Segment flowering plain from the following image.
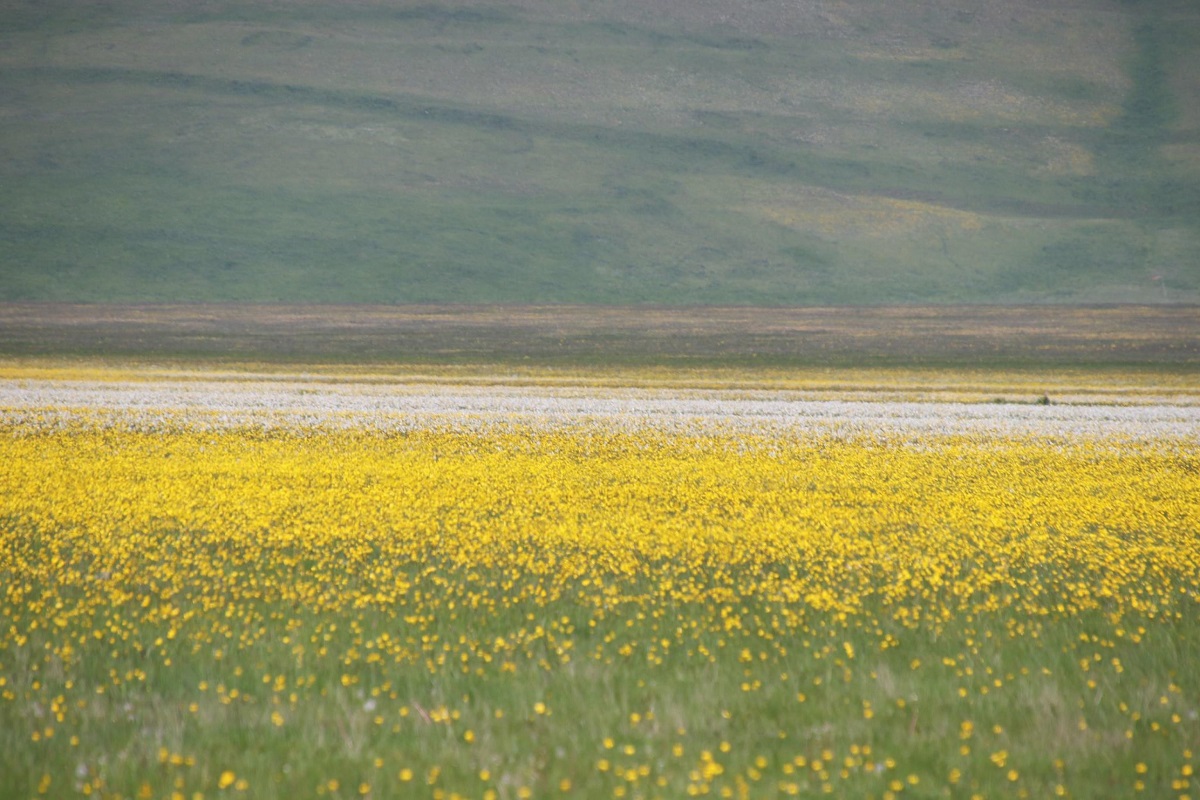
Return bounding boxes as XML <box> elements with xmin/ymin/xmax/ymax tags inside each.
<box><xmin>2</xmin><ymin>368</ymin><xmax>1199</xmax><ymax>799</ymax></box>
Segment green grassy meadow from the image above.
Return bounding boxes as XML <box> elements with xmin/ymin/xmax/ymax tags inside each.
<box><xmin>1</xmin><ymin>0</ymin><xmax>1198</xmax><ymax>304</ymax></box>
<box><xmin>5</xmin><ymin>6</ymin><xmax>1200</xmax><ymax>798</ymax></box>
<box><xmin>3</xmin><ymin>415</ymin><xmax>1199</xmax><ymax>800</ymax></box>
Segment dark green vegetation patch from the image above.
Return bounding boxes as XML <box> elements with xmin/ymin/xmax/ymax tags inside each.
<box><xmin>1</xmin><ymin>0</ymin><xmax>1198</xmax><ymax>304</ymax></box>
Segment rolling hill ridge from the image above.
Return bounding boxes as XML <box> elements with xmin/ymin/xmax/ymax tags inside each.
<box><xmin>1</xmin><ymin>0</ymin><xmax>1198</xmax><ymax>304</ymax></box>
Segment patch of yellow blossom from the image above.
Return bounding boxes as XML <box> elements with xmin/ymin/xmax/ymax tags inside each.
<box><xmin>1</xmin><ymin>412</ymin><xmax>1198</xmax><ymax>798</ymax></box>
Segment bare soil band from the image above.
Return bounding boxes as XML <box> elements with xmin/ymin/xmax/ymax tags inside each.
<box><xmin>2</xmin><ymin>303</ymin><xmax>1198</xmax><ymax>369</ymax></box>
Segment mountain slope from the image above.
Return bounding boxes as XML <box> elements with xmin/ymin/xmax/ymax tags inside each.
<box><xmin>1</xmin><ymin>0</ymin><xmax>1198</xmax><ymax>304</ymax></box>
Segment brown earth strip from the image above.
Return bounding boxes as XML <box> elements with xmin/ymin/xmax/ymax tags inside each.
<box><xmin>1</xmin><ymin>303</ymin><xmax>1197</xmax><ymax>369</ymax></box>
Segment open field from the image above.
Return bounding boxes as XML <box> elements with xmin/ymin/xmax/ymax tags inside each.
<box><xmin>2</xmin><ymin>0</ymin><xmax>1199</xmax><ymax>304</ymax></box>
<box><xmin>4</xmin><ymin>374</ymin><xmax>1200</xmax><ymax>437</ymax></box>
<box><xmin>2</xmin><ymin>366</ymin><xmax>1199</xmax><ymax>799</ymax></box>
<box><xmin>3</xmin><ymin>303</ymin><xmax>1199</xmax><ymax>371</ymax></box>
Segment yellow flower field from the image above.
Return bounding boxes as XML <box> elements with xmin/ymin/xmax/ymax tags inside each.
<box><xmin>2</xmin><ymin>384</ymin><xmax>1199</xmax><ymax>799</ymax></box>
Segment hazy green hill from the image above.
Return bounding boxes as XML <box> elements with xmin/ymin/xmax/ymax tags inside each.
<box><xmin>1</xmin><ymin>0</ymin><xmax>1198</xmax><ymax>304</ymax></box>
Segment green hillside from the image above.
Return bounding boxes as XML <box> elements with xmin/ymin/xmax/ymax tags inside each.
<box><xmin>1</xmin><ymin>0</ymin><xmax>1198</xmax><ymax>304</ymax></box>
